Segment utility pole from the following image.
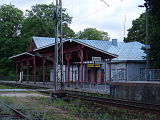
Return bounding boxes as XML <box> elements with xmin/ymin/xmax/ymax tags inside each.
<box><xmin>54</xmin><ymin>0</ymin><xmax>63</xmax><ymax>91</ymax></box>
<box><xmin>138</xmin><ymin>3</ymin><xmax>150</xmax><ymax>69</ymax></box>
<box><xmin>144</xmin><ymin>3</ymin><xmax>150</xmax><ymax>69</ymax></box>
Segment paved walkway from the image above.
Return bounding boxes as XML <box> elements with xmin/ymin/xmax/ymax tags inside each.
<box><xmin>0</xmin><ymin>89</ymin><xmax>54</xmax><ymax>92</ymax></box>
<box><xmin>1</xmin><ymin>80</ymin><xmax>159</xmax><ymax>94</ymax></box>
<box><xmin>0</xmin><ymin>80</ymin><xmax>110</xmax><ymax>94</ymax></box>
<box><xmin>0</xmin><ymin>80</ymin><xmax>54</xmax><ymax>88</ymax></box>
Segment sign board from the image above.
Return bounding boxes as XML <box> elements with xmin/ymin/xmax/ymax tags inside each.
<box><xmin>87</xmin><ymin>64</ymin><xmax>101</xmax><ymax>68</ymax></box>
<box><xmin>92</xmin><ymin>57</ymin><xmax>101</xmax><ymax>61</ymax></box>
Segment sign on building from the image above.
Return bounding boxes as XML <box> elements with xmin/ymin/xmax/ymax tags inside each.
<box><xmin>87</xmin><ymin>64</ymin><xmax>101</xmax><ymax>68</ymax></box>
<box><xmin>92</xmin><ymin>57</ymin><xmax>101</xmax><ymax>61</ymax></box>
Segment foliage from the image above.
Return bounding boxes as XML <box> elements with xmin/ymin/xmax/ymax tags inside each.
<box><xmin>124</xmin><ymin>0</ymin><xmax>160</xmax><ymax>68</ymax></box>
<box><xmin>0</xmin><ymin>85</ymin><xmax>19</xmax><ymax>89</ymax></box>
<box><xmin>145</xmin><ymin>0</ymin><xmax>160</xmax><ymax>68</ymax></box>
<box><xmin>0</xmin><ymin>3</ymin><xmax>75</xmax><ymax>77</ymax></box>
<box><xmin>0</xmin><ymin>4</ymin><xmax>23</xmax><ymax>38</ymax></box>
<box><xmin>21</xmin><ymin>3</ymin><xmax>75</xmax><ymax>38</ymax></box>
<box><xmin>0</xmin><ymin>5</ymin><xmax>24</xmax><ymax>76</ymax></box>
<box><xmin>0</xmin><ymin>95</ymin><xmax>158</xmax><ymax>120</ymax></box>
<box><xmin>124</xmin><ymin>13</ymin><xmax>146</xmax><ymax>44</ymax></box>
<box><xmin>77</xmin><ymin>28</ymin><xmax>110</xmax><ymax>40</ymax></box>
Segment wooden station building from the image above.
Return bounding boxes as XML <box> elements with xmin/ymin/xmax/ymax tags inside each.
<box><xmin>9</xmin><ymin>37</ymin><xmax>146</xmax><ymax>86</ymax></box>
<box><xmin>9</xmin><ymin>37</ymin><xmax>118</xmax><ymax>85</ymax></box>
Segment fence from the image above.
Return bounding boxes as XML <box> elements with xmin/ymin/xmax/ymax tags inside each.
<box><xmin>111</xmin><ymin>69</ymin><xmax>127</xmax><ymax>81</ymax></box>
<box><xmin>134</xmin><ymin>68</ymin><xmax>160</xmax><ymax>81</ymax></box>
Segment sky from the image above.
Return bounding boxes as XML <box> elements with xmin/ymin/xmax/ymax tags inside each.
<box><xmin>0</xmin><ymin>0</ymin><xmax>145</xmax><ymax>41</ymax></box>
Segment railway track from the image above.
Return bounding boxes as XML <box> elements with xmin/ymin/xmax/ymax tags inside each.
<box><xmin>65</xmin><ymin>91</ymin><xmax>160</xmax><ymax>115</ymax></box>
<box><xmin>0</xmin><ymin>100</ymin><xmax>29</xmax><ymax>120</ymax></box>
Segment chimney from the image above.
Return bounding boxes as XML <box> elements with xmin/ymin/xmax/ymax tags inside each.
<box><xmin>112</xmin><ymin>39</ymin><xmax>117</xmax><ymax>46</ymax></box>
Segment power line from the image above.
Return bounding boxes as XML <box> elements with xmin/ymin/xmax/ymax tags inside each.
<box><xmin>100</xmin><ymin>0</ymin><xmax>109</xmax><ymax>7</ymax></box>
<box><xmin>72</xmin><ymin>0</ymin><xmax>124</xmax><ymax>24</ymax></box>
<box><xmin>72</xmin><ymin>7</ymin><xmax>108</xmax><ymax>23</ymax></box>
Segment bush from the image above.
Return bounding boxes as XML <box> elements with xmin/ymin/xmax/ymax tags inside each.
<box><xmin>9</xmin><ymin>71</ymin><xmax>16</xmax><ymax>81</ymax></box>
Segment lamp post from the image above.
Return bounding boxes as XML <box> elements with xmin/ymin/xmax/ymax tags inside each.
<box><xmin>138</xmin><ymin>3</ymin><xmax>150</xmax><ymax>69</ymax></box>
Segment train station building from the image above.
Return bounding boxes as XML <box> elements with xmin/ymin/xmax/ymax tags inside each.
<box><xmin>9</xmin><ymin>37</ymin><xmax>146</xmax><ymax>86</ymax></box>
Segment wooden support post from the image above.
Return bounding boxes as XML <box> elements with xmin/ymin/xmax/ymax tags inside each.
<box><xmin>109</xmin><ymin>59</ymin><xmax>112</xmax><ymax>81</ymax></box>
<box><xmin>16</xmin><ymin>62</ymin><xmax>18</xmax><ymax>82</ymax></box>
<box><xmin>20</xmin><ymin>62</ymin><xmax>23</xmax><ymax>83</ymax></box>
<box><xmin>45</xmin><ymin>65</ymin><xmax>48</xmax><ymax>83</ymax></box>
<box><xmin>33</xmin><ymin>56</ymin><xmax>36</xmax><ymax>84</ymax></box>
<box><xmin>65</xmin><ymin>53</ymin><xmax>71</xmax><ymax>87</ymax></box>
<box><xmin>79</xmin><ymin>49</ymin><xmax>84</xmax><ymax>84</ymax></box>
<box><xmin>27</xmin><ymin>61</ymin><xmax>29</xmax><ymax>84</ymax></box>
<box><xmin>43</xmin><ymin>58</ymin><xmax>45</xmax><ymax>85</ymax></box>
<box><xmin>78</xmin><ymin>65</ymin><xmax>80</xmax><ymax>83</ymax></box>
<box><xmin>36</xmin><ymin>66</ymin><xmax>40</xmax><ymax>82</ymax></box>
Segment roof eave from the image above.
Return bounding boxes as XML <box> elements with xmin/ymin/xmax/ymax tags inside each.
<box><xmin>9</xmin><ymin>52</ymin><xmax>35</xmax><ymax>59</ymax></box>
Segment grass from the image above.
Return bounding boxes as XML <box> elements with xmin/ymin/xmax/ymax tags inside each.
<box><xmin>0</xmin><ymin>93</ymin><xmax>159</xmax><ymax>120</ymax></box>
<box><xmin>49</xmin><ymin>99</ymin><xmax>159</xmax><ymax>120</ymax></box>
<box><xmin>0</xmin><ymin>85</ymin><xmax>22</xmax><ymax>89</ymax></box>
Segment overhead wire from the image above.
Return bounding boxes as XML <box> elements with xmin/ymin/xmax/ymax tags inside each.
<box><xmin>71</xmin><ymin>0</ymin><xmax>110</xmax><ymax>24</ymax></box>
<box><xmin>100</xmin><ymin>0</ymin><xmax>109</xmax><ymax>7</ymax></box>
<box><xmin>72</xmin><ymin>7</ymin><xmax>109</xmax><ymax>23</ymax></box>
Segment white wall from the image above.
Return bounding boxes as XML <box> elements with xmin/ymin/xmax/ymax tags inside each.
<box><xmin>103</xmin><ymin>61</ymin><xmax>146</xmax><ymax>81</ymax></box>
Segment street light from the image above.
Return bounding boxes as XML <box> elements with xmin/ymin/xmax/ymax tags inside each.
<box><xmin>138</xmin><ymin>3</ymin><xmax>150</xmax><ymax>69</ymax></box>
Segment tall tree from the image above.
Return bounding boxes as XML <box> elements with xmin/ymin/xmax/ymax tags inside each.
<box><xmin>77</xmin><ymin>28</ymin><xmax>110</xmax><ymax>40</ymax></box>
<box><xmin>0</xmin><ymin>4</ymin><xmax>24</xmax><ymax>76</ymax></box>
<box><xmin>124</xmin><ymin>13</ymin><xmax>146</xmax><ymax>44</ymax></box>
<box><xmin>145</xmin><ymin>0</ymin><xmax>160</xmax><ymax>68</ymax></box>
<box><xmin>21</xmin><ymin>3</ymin><xmax>75</xmax><ymax>39</ymax></box>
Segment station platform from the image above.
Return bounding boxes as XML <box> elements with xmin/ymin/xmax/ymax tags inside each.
<box><xmin>108</xmin><ymin>81</ymin><xmax>160</xmax><ymax>86</ymax></box>
<box><xmin>0</xmin><ymin>80</ymin><xmax>110</xmax><ymax>94</ymax></box>
<box><xmin>0</xmin><ymin>80</ymin><xmax>53</xmax><ymax>89</ymax></box>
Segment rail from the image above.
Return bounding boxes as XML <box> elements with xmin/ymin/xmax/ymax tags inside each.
<box><xmin>65</xmin><ymin>91</ymin><xmax>160</xmax><ymax>115</ymax></box>
<box><xmin>0</xmin><ymin>100</ymin><xmax>30</xmax><ymax>120</ymax></box>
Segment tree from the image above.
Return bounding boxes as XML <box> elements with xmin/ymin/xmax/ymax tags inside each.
<box><xmin>144</xmin><ymin>0</ymin><xmax>160</xmax><ymax>68</ymax></box>
<box><xmin>0</xmin><ymin>3</ymin><xmax>75</xmax><ymax>77</ymax></box>
<box><xmin>0</xmin><ymin>4</ymin><xmax>23</xmax><ymax>38</ymax></box>
<box><xmin>124</xmin><ymin>13</ymin><xmax>146</xmax><ymax>43</ymax></box>
<box><xmin>0</xmin><ymin>4</ymin><xmax>24</xmax><ymax>76</ymax></box>
<box><xmin>21</xmin><ymin>3</ymin><xmax>75</xmax><ymax>39</ymax></box>
<box><xmin>77</xmin><ymin>28</ymin><xmax>110</xmax><ymax>40</ymax></box>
